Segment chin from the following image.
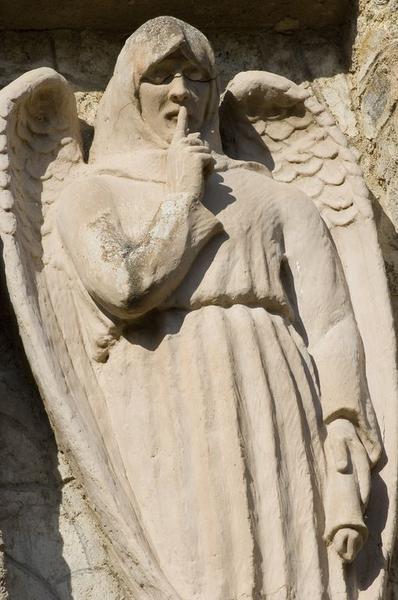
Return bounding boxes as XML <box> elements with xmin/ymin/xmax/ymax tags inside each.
<box><xmin>163</xmin><ymin>125</ymin><xmax>176</xmax><ymax>144</ymax></box>
<box><xmin>164</xmin><ymin>132</ymin><xmax>175</xmax><ymax>145</ymax></box>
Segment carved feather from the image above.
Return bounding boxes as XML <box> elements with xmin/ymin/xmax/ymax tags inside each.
<box><xmin>220</xmin><ymin>70</ymin><xmax>372</xmax><ymax>227</ymax></box>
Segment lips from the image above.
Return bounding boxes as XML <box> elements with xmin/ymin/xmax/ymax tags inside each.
<box><xmin>164</xmin><ymin>107</ymin><xmax>190</xmax><ymax>120</ymax></box>
<box><xmin>165</xmin><ymin>110</ymin><xmax>179</xmax><ymax>120</ymax></box>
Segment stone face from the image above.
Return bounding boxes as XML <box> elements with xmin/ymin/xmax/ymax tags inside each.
<box><xmin>0</xmin><ymin>8</ymin><xmax>397</xmax><ymax>600</ymax></box>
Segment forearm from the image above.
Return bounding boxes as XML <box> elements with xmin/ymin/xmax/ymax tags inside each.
<box><xmin>118</xmin><ymin>192</ymin><xmax>222</xmax><ymax>317</ymax></box>
<box><xmin>71</xmin><ymin>192</ymin><xmax>222</xmax><ymax>319</ymax></box>
<box><xmin>83</xmin><ymin>110</ymin><xmax>219</xmax><ymax>317</ymax></box>
<box><xmin>309</xmin><ymin>314</ymin><xmax>364</xmax><ymax>424</ymax></box>
<box><xmin>281</xmin><ymin>192</ymin><xmax>369</xmax><ymax>426</ymax></box>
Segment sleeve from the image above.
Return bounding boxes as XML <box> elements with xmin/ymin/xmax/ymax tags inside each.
<box><xmin>280</xmin><ymin>188</ymin><xmax>382</xmax><ymax>465</ymax></box>
<box><xmin>57</xmin><ymin>176</ymin><xmax>223</xmax><ymax>320</ymax></box>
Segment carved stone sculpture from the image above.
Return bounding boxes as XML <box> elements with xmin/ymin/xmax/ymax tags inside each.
<box><xmin>0</xmin><ymin>16</ymin><xmax>397</xmax><ymax>599</ymax></box>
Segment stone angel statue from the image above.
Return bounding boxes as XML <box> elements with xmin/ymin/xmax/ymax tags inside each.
<box><xmin>0</xmin><ymin>15</ymin><xmax>397</xmax><ymax>600</ymax></box>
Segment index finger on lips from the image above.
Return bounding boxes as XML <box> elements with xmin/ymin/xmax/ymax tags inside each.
<box><xmin>172</xmin><ymin>106</ymin><xmax>188</xmax><ymax>143</ymax></box>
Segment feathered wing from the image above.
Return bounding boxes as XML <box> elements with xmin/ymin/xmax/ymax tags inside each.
<box><xmin>0</xmin><ymin>68</ymin><xmax>182</xmax><ymax>598</ymax></box>
<box><xmin>220</xmin><ymin>70</ymin><xmax>398</xmax><ymax>597</ymax></box>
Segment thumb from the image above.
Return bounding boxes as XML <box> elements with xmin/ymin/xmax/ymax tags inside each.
<box><xmin>172</xmin><ymin>106</ymin><xmax>188</xmax><ymax>143</ymax></box>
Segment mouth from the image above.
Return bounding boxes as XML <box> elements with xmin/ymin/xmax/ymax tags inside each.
<box><xmin>165</xmin><ymin>111</ymin><xmax>178</xmax><ymax>121</ymax></box>
<box><xmin>164</xmin><ymin>108</ymin><xmax>189</xmax><ymax>121</ymax></box>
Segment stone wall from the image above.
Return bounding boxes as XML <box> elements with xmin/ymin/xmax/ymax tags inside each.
<box><xmin>348</xmin><ymin>1</ymin><xmax>398</xmax><ymax>330</ymax></box>
<box><xmin>0</xmin><ymin>4</ymin><xmax>397</xmax><ymax>597</ymax></box>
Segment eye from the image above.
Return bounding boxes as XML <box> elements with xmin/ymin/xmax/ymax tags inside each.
<box><xmin>143</xmin><ymin>62</ymin><xmax>175</xmax><ymax>85</ymax></box>
<box><xmin>183</xmin><ymin>66</ymin><xmax>210</xmax><ymax>82</ymax></box>
<box><xmin>142</xmin><ymin>61</ymin><xmax>212</xmax><ymax>85</ymax></box>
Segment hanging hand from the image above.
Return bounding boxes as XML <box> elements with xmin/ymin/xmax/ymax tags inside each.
<box><xmin>325</xmin><ymin>418</ymin><xmax>371</xmax><ymax>562</ymax></box>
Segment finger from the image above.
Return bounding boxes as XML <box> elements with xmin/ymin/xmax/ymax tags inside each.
<box><xmin>185</xmin><ymin>145</ymin><xmax>212</xmax><ymax>153</ymax></box>
<box><xmin>333</xmin><ymin>529</ymin><xmax>350</xmax><ymax>562</ymax></box>
<box><xmin>345</xmin><ymin>529</ymin><xmax>363</xmax><ymax>562</ymax></box>
<box><xmin>190</xmin><ymin>152</ymin><xmax>215</xmax><ymax>176</ymax></box>
<box><xmin>181</xmin><ymin>138</ymin><xmax>206</xmax><ymax>147</ymax></box>
<box><xmin>333</xmin><ymin>528</ymin><xmax>363</xmax><ymax>563</ymax></box>
<box><xmin>196</xmin><ymin>153</ymin><xmax>215</xmax><ymax>165</ymax></box>
<box><xmin>188</xmin><ymin>134</ymin><xmax>210</xmax><ymax>150</ymax></box>
<box><xmin>201</xmin><ymin>154</ymin><xmax>216</xmax><ymax>175</ymax></box>
<box><xmin>173</xmin><ymin>106</ymin><xmax>188</xmax><ymax>142</ymax></box>
<box><xmin>187</xmin><ymin>132</ymin><xmax>202</xmax><ymax>140</ymax></box>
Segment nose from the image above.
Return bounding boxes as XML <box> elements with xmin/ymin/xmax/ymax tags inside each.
<box><xmin>168</xmin><ymin>75</ymin><xmax>189</xmax><ymax>103</ymax></box>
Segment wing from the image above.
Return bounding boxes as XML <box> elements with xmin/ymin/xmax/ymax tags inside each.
<box><xmin>0</xmin><ymin>68</ymin><xmax>182</xmax><ymax>597</ymax></box>
<box><xmin>220</xmin><ymin>70</ymin><xmax>398</xmax><ymax>596</ymax></box>
<box><xmin>0</xmin><ymin>69</ymin><xmax>90</xmax><ymax>478</ymax></box>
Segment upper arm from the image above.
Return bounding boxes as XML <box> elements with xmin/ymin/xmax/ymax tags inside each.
<box><xmin>57</xmin><ymin>177</ymin><xmax>133</xmax><ymax>312</ymax></box>
<box><xmin>281</xmin><ymin>191</ymin><xmax>350</xmax><ymax>343</ymax></box>
<box><xmin>280</xmin><ymin>189</ymin><xmax>367</xmax><ymax>421</ymax></box>
<box><xmin>58</xmin><ymin>176</ymin><xmax>121</xmax><ymax>249</ymax></box>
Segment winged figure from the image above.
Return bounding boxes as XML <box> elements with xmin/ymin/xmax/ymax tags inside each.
<box><xmin>0</xmin><ymin>15</ymin><xmax>396</xmax><ymax>600</ymax></box>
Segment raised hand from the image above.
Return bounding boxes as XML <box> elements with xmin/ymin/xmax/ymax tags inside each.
<box><xmin>166</xmin><ymin>106</ymin><xmax>215</xmax><ymax>199</ymax></box>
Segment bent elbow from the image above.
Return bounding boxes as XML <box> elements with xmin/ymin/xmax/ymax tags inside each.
<box><xmin>94</xmin><ymin>272</ymin><xmax>156</xmax><ymax>319</ymax></box>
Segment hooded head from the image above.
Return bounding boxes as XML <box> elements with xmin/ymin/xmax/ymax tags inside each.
<box><xmin>90</xmin><ymin>16</ymin><xmax>222</xmax><ymax>164</ymax></box>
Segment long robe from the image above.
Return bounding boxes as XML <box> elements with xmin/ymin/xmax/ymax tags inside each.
<box><xmin>57</xmin><ymin>161</ymin><xmax>380</xmax><ymax>599</ymax></box>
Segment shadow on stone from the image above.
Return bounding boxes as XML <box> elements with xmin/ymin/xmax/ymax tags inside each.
<box><xmin>372</xmin><ymin>195</ymin><xmax>398</xmax><ymax>335</ymax></box>
<box><xmin>0</xmin><ymin>242</ymin><xmax>72</xmax><ymax>600</ymax></box>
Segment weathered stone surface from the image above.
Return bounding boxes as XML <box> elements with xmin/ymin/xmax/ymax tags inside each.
<box><xmin>347</xmin><ymin>1</ymin><xmax>398</xmax><ymax>331</ymax></box>
<box><xmin>0</xmin><ymin>7</ymin><xmax>397</xmax><ymax>599</ymax></box>
<box><xmin>0</xmin><ymin>32</ymin><xmax>54</xmax><ymax>87</ymax></box>
<box><xmin>0</xmin><ymin>14</ymin><xmax>397</xmax><ymax>599</ymax></box>
<box><xmin>0</xmin><ymin>268</ymin><xmax>127</xmax><ymax>598</ymax></box>
<box><xmin>0</xmin><ymin>0</ymin><xmax>352</xmax><ymax>32</ymax></box>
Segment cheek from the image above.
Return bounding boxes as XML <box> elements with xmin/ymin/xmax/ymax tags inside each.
<box><xmin>139</xmin><ymin>84</ymin><xmax>168</xmax><ymax>117</ymax></box>
<box><xmin>192</xmin><ymin>85</ymin><xmax>211</xmax><ymax>116</ymax></box>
